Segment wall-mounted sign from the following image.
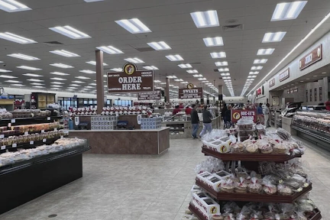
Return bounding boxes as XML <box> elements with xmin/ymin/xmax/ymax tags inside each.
<box><xmin>279</xmin><ymin>68</ymin><xmax>290</xmax><ymax>82</ymax></box>
<box><xmin>256</xmin><ymin>88</ymin><xmax>262</xmax><ymax>96</ymax></box>
<box><xmin>269</xmin><ymin>78</ymin><xmax>275</xmax><ymax>88</ymax></box>
<box><xmin>231</xmin><ymin>110</ymin><xmax>257</xmax><ymax>123</ymax></box>
<box><xmin>138</xmin><ymin>91</ymin><xmax>161</xmax><ymax>101</ymax></box>
<box><xmin>187</xmin><ymin>83</ymin><xmax>194</xmax><ymax>89</ymax></box>
<box><xmin>108</xmin><ymin>63</ymin><xmax>154</xmax><ymax>93</ymax></box>
<box><xmin>299</xmin><ymin>44</ymin><xmax>322</xmax><ymax>70</ymax></box>
<box><xmin>178</xmin><ymin>87</ymin><xmax>203</xmax><ymax>99</ymax></box>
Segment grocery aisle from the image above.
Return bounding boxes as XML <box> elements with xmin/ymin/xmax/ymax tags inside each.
<box><xmin>0</xmin><ymin>137</ymin><xmax>329</xmax><ymax>220</ymax></box>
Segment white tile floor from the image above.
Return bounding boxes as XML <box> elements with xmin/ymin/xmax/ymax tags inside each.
<box><xmin>0</xmin><ymin>137</ymin><xmax>329</xmax><ymax>220</ymax></box>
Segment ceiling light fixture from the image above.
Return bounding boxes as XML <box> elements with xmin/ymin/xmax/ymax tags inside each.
<box><xmin>50</xmin><ymin>50</ymin><xmax>80</xmax><ymax>57</ymax></box>
<box><xmin>215</xmin><ymin>61</ymin><xmax>228</xmax><ymax>66</ymax></box>
<box><xmin>262</xmin><ymin>32</ymin><xmax>286</xmax><ymax>42</ymax></box>
<box><xmin>198</xmin><ymin>78</ymin><xmax>206</xmax><ymax>80</ymax></box>
<box><xmin>51</xmin><ymin>82</ymin><xmax>64</xmax><ymax>84</ymax></box>
<box><xmin>254</xmin><ymin>59</ymin><xmax>268</xmax><ymax>64</ymax></box>
<box><xmin>110</xmin><ymin>68</ymin><xmax>123</xmax><ymax>72</ymax></box>
<box><xmin>75</xmin><ymin>76</ymin><xmax>90</xmax><ymax>79</ymax></box>
<box><xmin>80</xmin><ymin>70</ymin><xmax>96</xmax><ymax>74</ymax></box>
<box><xmin>124</xmin><ymin>57</ymin><xmax>144</xmax><ymax>63</ymax></box>
<box><xmin>23</xmin><ymin>73</ymin><xmax>42</xmax><ymax>77</ymax></box>
<box><xmin>0</xmin><ymin>69</ymin><xmax>12</xmax><ymax>72</ymax></box>
<box><xmin>50</xmin><ymin>72</ymin><xmax>69</xmax><ymax>76</ymax></box>
<box><xmin>51</xmin><ymin>77</ymin><xmax>66</xmax><ymax>81</ymax></box>
<box><xmin>203</xmin><ymin>36</ymin><xmax>223</xmax><ymax>47</ymax></box>
<box><xmin>0</xmin><ymin>32</ymin><xmax>36</xmax><ymax>44</ymax></box>
<box><xmin>257</xmin><ymin>48</ymin><xmax>275</xmax><ymax>55</ymax></box>
<box><xmin>249</xmin><ymin>72</ymin><xmax>259</xmax><ymax>75</ymax></box>
<box><xmin>218</xmin><ymin>68</ymin><xmax>229</xmax><ymax>72</ymax></box>
<box><xmin>7</xmin><ymin>53</ymin><xmax>39</xmax><ymax>60</ymax></box>
<box><xmin>0</xmin><ymin>0</ymin><xmax>30</xmax><ymax>12</ymax></box>
<box><xmin>147</xmin><ymin>41</ymin><xmax>171</xmax><ymax>50</ymax></box>
<box><xmin>50</xmin><ymin>63</ymin><xmax>73</xmax><ymax>68</ymax></box>
<box><xmin>187</xmin><ymin>69</ymin><xmax>198</xmax><ymax>74</ymax></box>
<box><xmin>5</xmin><ymin>80</ymin><xmax>21</xmax><ymax>83</ymax></box>
<box><xmin>193</xmin><ymin>74</ymin><xmax>203</xmax><ymax>78</ymax></box>
<box><xmin>190</xmin><ymin>10</ymin><xmax>219</xmax><ymax>28</ymax></box>
<box><xmin>86</xmin><ymin>61</ymin><xmax>108</xmax><ymax>66</ymax></box>
<box><xmin>0</xmin><ymin>74</ymin><xmax>16</xmax><ymax>78</ymax></box>
<box><xmin>167</xmin><ymin>75</ymin><xmax>177</xmax><ymax>79</ymax></box>
<box><xmin>97</xmin><ymin>46</ymin><xmax>123</xmax><ymax>54</ymax></box>
<box><xmin>166</xmin><ymin>54</ymin><xmax>183</xmax><ymax>61</ymax></box>
<box><xmin>17</xmin><ymin>65</ymin><xmax>41</xmax><ymax>71</ymax></box>
<box><xmin>251</xmin><ymin>66</ymin><xmax>263</xmax><ymax>70</ymax></box>
<box><xmin>210</xmin><ymin>52</ymin><xmax>226</xmax><ymax>58</ymax></box>
<box><xmin>174</xmin><ymin>79</ymin><xmax>183</xmax><ymax>82</ymax></box>
<box><xmin>271</xmin><ymin>1</ymin><xmax>307</xmax><ymax>21</ymax></box>
<box><xmin>27</xmin><ymin>79</ymin><xmax>43</xmax><ymax>82</ymax></box>
<box><xmin>49</xmin><ymin>26</ymin><xmax>90</xmax><ymax>39</ymax></box>
<box><xmin>115</xmin><ymin>18</ymin><xmax>151</xmax><ymax>34</ymax></box>
<box><xmin>143</xmin><ymin>66</ymin><xmax>158</xmax><ymax>70</ymax></box>
<box><xmin>178</xmin><ymin>63</ymin><xmax>192</xmax><ymax>68</ymax></box>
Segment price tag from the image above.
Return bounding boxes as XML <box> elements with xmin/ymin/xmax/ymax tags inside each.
<box><xmin>12</xmin><ymin>143</ymin><xmax>17</xmax><ymax>148</ymax></box>
<box><xmin>0</xmin><ymin>134</ymin><xmax>4</xmax><ymax>139</ymax></box>
<box><xmin>1</xmin><ymin>146</ymin><xmax>5</xmax><ymax>150</ymax></box>
<box><xmin>11</xmin><ymin>119</ymin><xmax>15</xmax><ymax>123</ymax></box>
<box><xmin>30</xmin><ymin>141</ymin><xmax>34</xmax><ymax>145</ymax></box>
<box><xmin>43</xmin><ymin>139</ymin><xmax>46</xmax><ymax>142</ymax></box>
<box><xmin>24</xmin><ymin>131</ymin><xmax>28</xmax><ymax>135</ymax></box>
<box><xmin>41</xmin><ymin>130</ymin><xmax>45</xmax><ymax>133</ymax></box>
<box><xmin>47</xmin><ymin>117</ymin><xmax>50</xmax><ymax>120</ymax></box>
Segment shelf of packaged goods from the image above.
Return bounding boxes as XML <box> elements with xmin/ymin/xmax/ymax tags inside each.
<box><xmin>0</xmin><ymin>136</ymin><xmax>66</xmax><ymax>151</ymax></box>
<box><xmin>292</xmin><ymin>125</ymin><xmax>330</xmax><ymax>144</ymax></box>
<box><xmin>201</xmin><ymin>146</ymin><xmax>301</xmax><ymax>162</ymax></box>
<box><xmin>0</xmin><ymin>116</ymin><xmax>62</xmax><ymax>127</ymax></box>
<box><xmin>196</xmin><ymin>179</ymin><xmax>312</xmax><ymax>203</ymax></box>
<box><xmin>188</xmin><ymin>203</ymin><xmax>208</xmax><ymax>220</ymax></box>
<box><xmin>0</xmin><ymin>128</ymin><xmax>62</xmax><ymax>138</ymax></box>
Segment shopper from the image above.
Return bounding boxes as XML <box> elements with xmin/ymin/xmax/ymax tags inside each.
<box><xmin>172</xmin><ymin>105</ymin><xmax>180</xmax><ymax>115</ymax></box>
<box><xmin>326</xmin><ymin>100</ymin><xmax>330</xmax><ymax>111</ymax></box>
<box><xmin>221</xmin><ymin>103</ymin><xmax>228</xmax><ymax>125</ymax></box>
<box><xmin>264</xmin><ymin>103</ymin><xmax>270</xmax><ymax>127</ymax></box>
<box><xmin>257</xmin><ymin>103</ymin><xmax>264</xmax><ymax>124</ymax></box>
<box><xmin>185</xmin><ymin>106</ymin><xmax>192</xmax><ymax>115</ymax></box>
<box><xmin>226</xmin><ymin>105</ymin><xmax>232</xmax><ymax>128</ymax></box>
<box><xmin>190</xmin><ymin>104</ymin><xmax>199</xmax><ymax>139</ymax></box>
<box><xmin>200</xmin><ymin>105</ymin><xmax>213</xmax><ymax>137</ymax></box>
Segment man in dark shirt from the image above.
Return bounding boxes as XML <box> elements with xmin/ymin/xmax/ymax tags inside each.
<box><xmin>190</xmin><ymin>104</ymin><xmax>199</xmax><ymax>139</ymax></box>
<box><xmin>200</xmin><ymin>105</ymin><xmax>213</xmax><ymax>137</ymax></box>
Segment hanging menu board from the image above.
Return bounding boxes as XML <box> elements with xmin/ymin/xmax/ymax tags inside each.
<box><xmin>269</xmin><ymin>78</ymin><xmax>275</xmax><ymax>88</ymax></box>
<box><xmin>299</xmin><ymin>45</ymin><xmax>322</xmax><ymax>70</ymax></box>
<box><xmin>178</xmin><ymin>88</ymin><xmax>203</xmax><ymax>99</ymax></box>
<box><xmin>138</xmin><ymin>91</ymin><xmax>161</xmax><ymax>100</ymax></box>
<box><xmin>108</xmin><ymin>63</ymin><xmax>154</xmax><ymax>93</ymax></box>
<box><xmin>279</xmin><ymin>68</ymin><xmax>290</xmax><ymax>82</ymax></box>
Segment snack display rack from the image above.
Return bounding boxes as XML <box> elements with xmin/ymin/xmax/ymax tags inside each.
<box><xmin>188</xmin><ymin>126</ymin><xmax>322</xmax><ymax>219</ymax></box>
<box><xmin>0</xmin><ymin>113</ymin><xmax>90</xmax><ymax>214</ymax></box>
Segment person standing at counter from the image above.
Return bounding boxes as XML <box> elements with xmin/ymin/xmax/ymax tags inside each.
<box><xmin>172</xmin><ymin>105</ymin><xmax>180</xmax><ymax>115</ymax></box>
<box><xmin>185</xmin><ymin>105</ymin><xmax>192</xmax><ymax>115</ymax></box>
<box><xmin>191</xmin><ymin>104</ymin><xmax>199</xmax><ymax>139</ymax></box>
<box><xmin>264</xmin><ymin>103</ymin><xmax>270</xmax><ymax>127</ymax></box>
<box><xmin>200</xmin><ymin>105</ymin><xmax>213</xmax><ymax>137</ymax></box>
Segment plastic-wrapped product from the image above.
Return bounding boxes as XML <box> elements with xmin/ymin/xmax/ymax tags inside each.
<box><xmin>283</xmin><ymin>174</ymin><xmax>306</xmax><ymax>189</ymax></box>
<box><xmin>277</xmin><ymin>184</ymin><xmax>293</xmax><ymax>195</ymax></box>
<box><xmin>231</xmin><ymin>142</ymin><xmax>245</xmax><ymax>154</ymax></box>
<box><xmin>262</xmin><ymin>176</ymin><xmax>277</xmax><ymax>195</ymax></box>
<box><xmin>257</xmin><ymin>139</ymin><xmax>273</xmax><ymax>154</ymax></box>
<box><xmin>277</xmin><ymin>128</ymin><xmax>291</xmax><ymax>140</ymax></box>
<box><xmin>248</xmin><ymin>177</ymin><xmax>262</xmax><ymax>194</ymax></box>
<box><xmin>223</xmin><ymin>202</ymin><xmax>241</xmax><ymax>216</ymax></box>
<box><xmin>195</xmin><ymin>157</ymin><xmax>225</xmax><ymax>174</ymax></box>
<box><xmin>245</xmin><ymin>142</ymin><xmax>259</xmax><ymax>154</ymax></box>
<box><xmin>234</xmin><ymin>177</ymin><xmax>248</xmax><ymax>194</ymax></box>
<box><xmin>273</xmin><ymin>143</ymin><xmax>289</xmax><ymax>155</ymax></box>
<box><xmin>295</xmin><ymin>211</ymin><xmax>308</xmax><ymax>220</ymax></box>
<box><xmin>221</xmin><ymin>178</ymin><xmax>235</xmax><ymax>193</ymax></box>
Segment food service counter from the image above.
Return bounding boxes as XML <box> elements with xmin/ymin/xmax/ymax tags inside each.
<box><xmin>69</xmin><ymin>128</ymin><xmax>169</xmax><ymax>155</ymax></box>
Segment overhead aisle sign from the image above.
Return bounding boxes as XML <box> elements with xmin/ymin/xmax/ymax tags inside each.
<box><xmin>138</xmin><ymin>91</ymin><xmax>161</xmax><ymax>100</ymax></box>
<box><xmin>108</xmin><ymin>63</ymin><xmax>154</xmax><ymax>93</ymax></box>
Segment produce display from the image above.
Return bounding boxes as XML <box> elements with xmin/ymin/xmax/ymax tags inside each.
<box><xmin>292</xmin><ymin>111</ymin><xmax>330</xmax><ymax>134</ymax></box>
<box><xmin>68</xmin><ymin>106</ymin><xmax>152</xmax><ymax>116</ymax></box>
<box><xmin>0</xmin><ymin>138</ymin><xmax>85</xmax><ymax>167</ymax></box>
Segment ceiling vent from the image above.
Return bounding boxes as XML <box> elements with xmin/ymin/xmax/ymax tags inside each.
<box><xmin>222</xmin><ymin>24</ymin><xmax>243</xmax><ymax>31</ymax></box>
<box><xmin>43</xmin><ymin>41</ymin><xmax>63</xmax><ymax>46</ymax></box>
<box><xmin>134</xmin><ymin>47</ymin><xmax>154</xmax><ymax>52</ymax></box>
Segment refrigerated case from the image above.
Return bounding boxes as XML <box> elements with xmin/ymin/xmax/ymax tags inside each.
<box><xmin>30</xmin><ymin>93</ymin><xmax>56</xmax><ymax>109</ymax></box>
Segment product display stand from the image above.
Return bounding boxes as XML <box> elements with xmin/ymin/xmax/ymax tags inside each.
<box><xmin>188</xmin><ymin>145</ymin><xmax>322</xmax><ymax>220</ymax></box>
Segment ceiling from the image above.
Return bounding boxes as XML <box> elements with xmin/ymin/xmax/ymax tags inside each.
<box><xmin>0</xmin><ymin>0</ymin><xmax>330</xmax><ymax>97</ymax></box>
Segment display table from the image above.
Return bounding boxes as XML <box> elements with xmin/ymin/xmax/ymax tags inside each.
<box><xmin>69</xmin><ymin>128</ymin><xmax>170</xmax><ymax>155</ymax></box>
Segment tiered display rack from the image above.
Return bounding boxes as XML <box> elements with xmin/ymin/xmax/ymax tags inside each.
<box><xmin>0</xmin><ymin>114</ymin><xmax>90</xmax><ymax>214</ymax></box>
<box><xmin>188</xmin><ymin>145</ymin><xmax>322</xmax><ymax>220</ymax></box>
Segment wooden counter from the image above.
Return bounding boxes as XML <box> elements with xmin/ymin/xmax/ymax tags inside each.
<box><xmin>69</xmin><ymin>128</ymin><xmax>169</xmax><ymax>155</ymax></box>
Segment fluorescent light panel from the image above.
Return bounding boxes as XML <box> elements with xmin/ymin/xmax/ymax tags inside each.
<box><xmin>80</xmin><ymin>70</ymin><xmax>96</xmax><ymax>74</ymax></box>
<box><xmin>249</xmin><ymin>72</ymin><xmax>259</xmax><ymax>75</ymax></box>
<box><xmin>51</xmin><ymin>77</ymin><xmax>66</xmax><ymax>81</ymax></box>
<box><xmin>97</xmin><ymin>46</ymin><xmax>123</xmax><ymax>54</ymax></box>
<box><xmin>193</xmin><ymin>74</ymin><xmax>203</xmax><ymax>77</ymax></box>
<box><xmin>111</xmin><ymin>68</ymin><xmax>122</xmax><ymax>72</ymax></box>
<box><xmin>115</xmin><ymin>18</ymin><xmax>151</xmax><ymax>34</ymax></box>
<box><xmin>27</xmin><ymin>79</ymin><xmax>43</xmax><ymax>82</ymax></box>
<box><xmin>166</xmin><ymin>54</ymin><xmax>183</xmax><ymax>61</ymax></box>
<box><xmin>50</xmin><ymin>72</ymin><xmax>69</xmax><ymax>76</ymax></box>
<box><xmin>143</xmin><ymin>66</ymin><xmax>158</xmax><ymax>70</ymax></box>
<box><xmin>147</xmin><ymin>41</ymin><xmax>171</xmax><ymax>50</ymax></box>
<box><xmin>215</xmin><ymin>61</ymin><xmax>228</xmax><ymax>66</ymax></box>
<box><xmin>253</xmin><ymin>59</ymin><xmax>268</xmax><ymax>64</ymax></box>
<box><xmin>251</xmin><ymin>66</ymin><xmax>263</xmax><ymax>70</ymax></box>
<box><xmin>203</xmin><ymin>37</ymin><xmax>223</xmax><ymax>47</ymax></box>
<box><xmin>86</xmin><ymin>61</ymin><xmax>108</xmax><ymax>66</ymax></box>
<box><xmin>50</xmin><ymin>50</ymin><xmax>80</xmax><ymax>57</ymax></box>
<box><xmin>0</xmin><ymin>0</ymin><xmax>31</xmax><ymax>12</ymax></box>
<box><xmin>257</xmin><ymin>48</ymin><xmax>275</xmax><ymax>55</ymax></box>
<box><xmin>5</xmin><ymin>80</ymin><xmax>21</xmax><ymax>83</ymax></box>
<box><xmin>8</xmin><ymin>53</ymin><xmax>39</xmax><ymax>60</ymax></box>
<box><xmin>84</xmin><ymin>0</ymin><xmax>103</xmax><ymax>2</ymax></box>
<box><xmin>23</xmin><ymin>73</ymin><xmax>42</xmax><ymax>77</ymax></box>
<box><xmin>0</xmin><ymin>69</ymin><xmax>12</xmax><ymax>72</ymax></box>
<box><xmin>262</xmin><ymin>32</ymin><xmax>286</xmax><ymax>42</ymax></box>
<box><xmin>124</xmin><ymin>57</ymin><xmax>144</xmax><ymax>63</ymax></box>
<box><xmin>0</xmin><ymin>32</ymin><xmax>36</xmax><ymax>44</ymax></box>
<box><xmin>75</xmin><ymin>76</ymin><xmax>90</xmax><ymax>79</ymax></box>
<box><xmin>17</xmin><ymin>65</ymin><xmax>41</xmax><ymax>70</ymax></box>
<box><xmin>218</xmin><ymin>68</ymin><xmax>229</xmax><ymax>72</ymax></box>
<box><xmin>190</xmin><ymin>10</ymin><xmax>219</xmax><ymax>28</ymax></box>
<box><xmin>210</xmin><ymin>52</ymin><xmax>226</xmax><ymax>58</ymax></box>
<box><xmin>178</xmin><ymin>63</ymin><xmax>192</xmax><ymax>68</ymax></box>
<box><xmin>271</xmin><ymin>1</ymin><xmax>307</xmax><ymax>21</ymax></box>
<box><xmin>50</xmin><ymin>63</ymin><xmax>73</xmax><ymax>68</ymax></box>
<box><xmin>187</xmin><ymin>69</ymin><xmax>198</xmax><ymax>74</ymax></box>
<box><xmin>49</xmin><ymin>26</ymin><xmax>90</xmax><ymax>39</ymax></box>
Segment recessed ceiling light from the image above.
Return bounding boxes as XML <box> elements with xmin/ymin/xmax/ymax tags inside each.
<box><xmin>167</xmin><ymin>75</ymin><xmax>177</xmax><ymax>79</ymax></box>
<box><xmin>31</xmin><ymin>83</ymin><xmax>44</xmax><ymax>86</ymax></box>
<box><xmin>69</xmin><ymin>84</ymin><xmax>79</xmax><ymax>87</ymax></box>
<box><xmin>193</xmin><ymin>74</ymin><xmax>203</xmax><ymax>78</ymax></box>
<box><xmin>248</xmin><ymin>76</ymin><xmax>256</xmax><ymax>78</ymax></box>
<box><xmin>33</xmin><ymin>86</ymin><xmax>45</xmax><ymax>88</ymax></box>
<box><xmin>203</xmin><ymin>37</ymin><xmax>223</xmax><ymax>47</ymax></box>
<box><xmin>51</xmin><ymin>77</ymin><xmax>66</xmax><ymax>81</ymax></box>
<box><xmin>0</xmin><ymin>32</ymin><xmax>36</xmax><ymax>44</ymax></box>
<box><xmin>86</xmin><ymin>61</ymin><xmax>106</xmax><ymax>66</ymax></box>
<box><xmin>257</xmin><ymin>48</ymin><xmax>274</xmax><ymax>55</ymax></box>
<box><xmin>11</xmin><ymin>84</ymin><xmax>24</xmax><ymax>86</ymax></box>
<box><xmin>221</xmin><ymin>73</ymin><xmax>230</xmax><ymax>76</ymax></box>
<box><xmin>174</xmin><ymin>79</ymin><xmax>183</xmax><ymax>82</ymax></box>
<box><xmin>0</xmin><ymin>69</ymin><xmax>12</xmax><ymax>72</ymax></box>
<box><xmin>215</xmin><ymin>61</ymin><xmax>228</xmax><ymax>66</ymax></box>
<box><xmin>198</xmin><ymin>78</ymin><xmax>206</xmax><ymax>80</ymax></box>
<box><xmin>7</xmin><ymin>53</ymin><xmax>39</xmax><ymax>60</ymax></box>
<box><xmin>51</xmin><ymin>82</ymin><xmax>64</xmax><ymax>84</ymax></box>
<box><xmin>223</xmin><ymin>77</ymin><xmax>231</xmax><ymax>79</ymax></box>
<box><xmin>97</xmin><ymin>46</ymin><xmax>123</xmax><ymax>54</ymax></box>
<box><xmin>218</xmin><ymin>68</ymin><xmax>229</xmax><ymax>72</ymax></box>
<box><xmin>178</xmin><ymin>63</ymin><xmax>192</xmax><ymax>69</ymax></box>
<box><xmin>181</xmin><ymin>81</ymin><xmax>188</xmax><ymax>84</ymax></box>
<box><xmin>160</xmin><ymin>82</ymin><xmax>166</xmax><ymax>85</ymax></box>
<box><xmin>0</xmin><ymin>0</ymin><xmax>31</xmax><ymax>12</ymax></box>
<box><xmin>249</xmin><ymin>72</ymin><xmax>259</xmax><ymax>75</ymax></box>
<box><xmin>262</xmin><ymin>32</ymin><xmax>286</xmax><ymax>42</ymax></box>
<box><xmin>253</xmin><ymin>59</ymin><xmax>268</xmax><ymax>64</ymax></box>
<box><xmin>271</xmin><ymin>1</ymin><xmax>307</xmax><ymax>21</ymax></box>
<box><xmin>190</xmin><ymin>10</ymin><xmax>219</xmax><ymax>28</ymax></box>
<box><xmin>27</xmin><ymin>79</ymin><xmax>43</xmax><ymax>82</ymax></box>
<box><xmin>166</xmin><ymin>54</ymin><xmax>183</xmax><ymax>61</ymax></box>
<box><xmin>251</xmin><ymin>66</ymin><xmax>263</xmax><ymax>70</ymax></box>
<box><xmin>210</xmin><ymin>52</ymin><xmax>226</xmax><ymax>58</ymax></box>
<box><xmin>72</xmin><ymin>81</ymin><xmax>85</xmax><ymax>83</ymax></box>
<box><xmin>50</xmin><ymin>72</ymin><xmax>69</xmax><ymax>76</ymax></box>
<box><xmin>75</xmin><ymin>76</ymin><xmax>90</xmax><ymax>79</ymax></box>
<box><xmin>5</xmin><ymin>80</ymin><xmax>21</xmax><ymax>83</ymax></box>
<box><xmin>124</xmin><ymin>57</ymin><xmax>144</xmax><ymax>63</ymax></box>
<box><xmin>147</xmin><ymin>41</ymin><xmax>171</xmax><ymax>50</ymax></box>
<box><xmin>143</xmin><ymin>66</ymin><xmax>158</xmax><ymax>70</ymax></box>
<box><xmin>84</xmin><ymin>0</ymin><xmax>103</xmax><ymax>2</ymax></box>
<box><xmin>110</xmin><ymin>68</ymin><xmax>123</xmax><ymax>72</ymax></box>
<box><xmin>23</xmin><ymin>73</ymin><xmax>42</xmax><ymax>77</ymax></box>
<box><xmin>115</xmin><ymin>18</ymin><xmax>151</xmax><ymax>34</ymax></box>
<box><xmin>17</xmin><ymin>65</ymin><xmax>41</xmax><ymax>70</ymax></box>
<box><xmin>50</xmin><ymin>63</ymin><xmax>73</xmax><ymax>68</ymax></box>
<box><xmin>50</xmin><ymin>50</ymin><xmax>80</xmax><ymax>57</ymax></box>
<box><xmin>51</xmin><ymin>85</ymin><xmax>62</xmax><ymax>88</ymax></box>
<box><xmin>80</xmin><ymin>70</ymin><xmax>96</xmax><ymax>74</ymax></box>
<box><xmin>187</xmin><ymin>69</ymin><xmax>198</xmax><ymax>74</ymax></box>
<box><xmin>49</xmin><ymin>26</ymin><xmax>90</xmax><ymax>39</ymax></box>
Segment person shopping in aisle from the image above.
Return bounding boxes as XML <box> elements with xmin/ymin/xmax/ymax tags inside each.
<box><xmin>190</xmin><ymin>104</ymin><xmax>199</xmax><ymax>139</ymax></box>
<box><xmin>185</xmin><ymin>105</ymin><xmax>192</xmax><ymax>115</ymax></box>
<box><xmin>264</xmin><ymin>103</ymin><xmax>270</xmax><ymax>127</ymax></box>
<box><xmin>200</xmin><ymin>105</ymin><xmax>213</xmax><ymax>137</ymax></box>
<box><xmin>221</xmin><ymin>103</ymin><xmax>228</xmax><ymax>125</ymax></box>
<box><xmin>172</xmin><ymin>105</ymin><xmax>180</xmax><ymax>115</ymax></box>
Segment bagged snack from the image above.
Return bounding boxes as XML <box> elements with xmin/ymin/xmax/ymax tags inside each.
<box><xmin>248</xmin><ymin>177</ymin><xmax>262</xmax><ymax>194</ymax></box>
<box><xmin>277</xmin><ymin>128</ymin><xmax>291</xmax><ymax>140</ymax></box>
<box><xmin>245</xmin><ymin>143</ymin><xmax>259</xmax><ymax>154</ymax></box>
<box><xmin>234</xmin><ymin>177</ymin><xmax>248</xmax><ymax>194</ymax></box>
<box><xmin>221</xmin><ymin>178</ymin><xmax>235</xmax><ymax>193</ymax></box>
<box><xmin>283</xmin><ymin>174</ymin><xmax>306</xmax><ymax>189</ymax></box>
<box><xmin>257</xmin><ymin>139</ymin><xmax>273</xmax><ymax>154</ymax></box>
<box><xmin>277</xmin><ymin>184</ymin><xmax>293</xmax><ymax>195</ymax></box>
<box><xmin>262</xmin><ymin>177</ymin><xmax>277</xmax><ymax>195</ymax></box>
<box><xmin>231</xmin><ymin>142</ymin><xmax>245</xmax><ymax>153</ymax></box>
<box><xmin>273</xmin><ymin>142</ymin><xmax>289</xmax><ymax>155</ymax></box>
<box><xmin>295</xmin><ymin>211</ymin><xmax>308</xmax><ymax>220</ymax></box>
